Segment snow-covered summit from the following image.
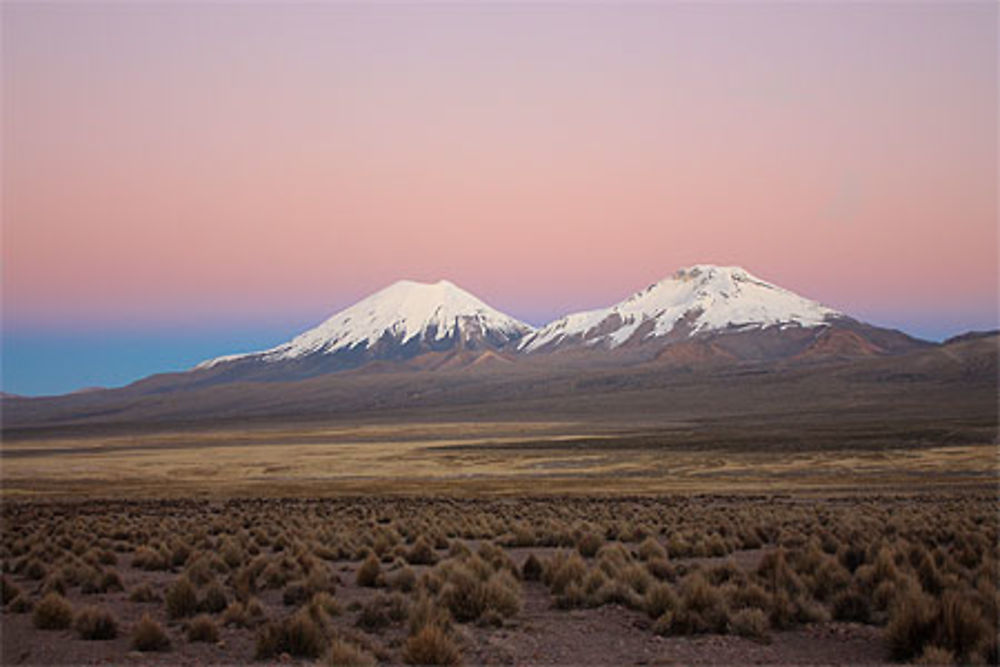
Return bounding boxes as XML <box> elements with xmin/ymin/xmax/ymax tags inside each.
<box><xmin>519</xmin><ymin>265</ymin><xmax>841</xmax><ymax>352</ymax></box>
<box><xmin>197</xmin><ymin>279</ymin><xmax>533</xmax><ymax>369</ymax></box>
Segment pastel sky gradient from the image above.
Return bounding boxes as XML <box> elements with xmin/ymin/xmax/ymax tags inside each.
<box><xmin>2</xmin><ymin>3</ymin><xmax>997</xmax><ymax>395</ymax></box>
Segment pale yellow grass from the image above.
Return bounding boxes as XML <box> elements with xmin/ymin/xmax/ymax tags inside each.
<box><xmin>2</xmin><ymin>421</ymin><xmax>996</xmax><ymax>498</ymax></box>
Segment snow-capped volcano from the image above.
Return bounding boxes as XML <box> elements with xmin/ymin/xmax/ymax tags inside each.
<box><xmin>520</xmin><ymin>265</ymin><xmax>841</xmax><ymax>352</ymax></box>
<box><xmin>198</xmin><ymin>279</ymin><xmax>532</xmax><ymax>371</ymax></box>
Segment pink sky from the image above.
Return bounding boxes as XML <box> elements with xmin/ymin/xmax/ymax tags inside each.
<box><xmin>3</xmin><ymin>3</ymin><xmax>997</xmax><ymax>333</ymax></box>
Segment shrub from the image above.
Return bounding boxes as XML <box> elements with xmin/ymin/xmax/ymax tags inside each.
<box><xmin>406</xmin><ymin>537</ymin><xmax>438</xmax><ymax>565</ymax></box>
<box><xmin>543</xmin><ymin>551</ymin><xmax>587</xmax><ymax>595</ymax></box>
<box><xmin>356</xmin><ymin>554</ymin><xmax>381</xmax><ymax>588</ymax></box>
<box><xmin>33</xmin><ymin>592</ymin><xmax>74</xmax><ymax>630</ymax></box>
<box><xmin>74</xmin><ymin>605</ymin><xmax>118</xmax><ymax>640</ymax></box>
<box><xmin>284</xmin><ymin>580</ymin><xmax>311</xmax><ymax>607</ymax></box>
<box><xmin>129</xmin><ymin>583</ymin><xmax>161</xmax><ymax>603</ymax></box>
<box><xmin>937</xmin><ymin>590</ymin><xmax>989</xmax><ymax>661</ymax></box>
<box><xmin>99</xmin><ymin>570</ymin><xmax>124</xmax><ymax>592</ymax></box>
<box><xmin>483</xmin><ymin>570</ymin><xmax>522</xmax><ymax>620</ymax></box>
<box><xmin>166</xmin><ymin>576</ymin><xmax>199</xmax><ymax>619</ymax></box>
<box><xmin>638</xmin><ymin>537</ymin><xmax>667</xmax><ymax>562</ymax></box>
<box><xmin>440</xmin><ymin>564</ymin><xmax>521</xmax><ymax>624</ymax></box>
<box><xmin>646</xmin><ymin>557</ymin><xmax>675</xmax><ymax>582</ymax></box>
<box><xmin>832</xmin><ymin>587</ymin><xmax>871</xmax><ymax>624</ymax></box>
<box><xmin>886</xmin><ymin>589</ymin><xmax>939</xmax><ymax>660</ymax></box>
<box><xmin>132</xmin><ymin>613</ymin><xmax>171</xmax><ymax>652</ymax></box>
<box><xmin>408</xmin><ymin>594</ymin><xmax>452</xmax><ymax>635</ymax></box>
<box><xmin>672</xmin><ymin>572</ymin><xmax>729</xmax><ymax>635</ymax></box>
<box><xmin>132</xmin><ymin>546</ymin><xmax>168</xmax><ymax>571</ymax></box>
<box><xmin>255</xmin><ymin>611</ymin><xmax>325</xmax><ymax>659</ymax></box>
<box><xmin>200</xmin><ymin>580</ymin><xmax>228</xmax><ymax>614</ymax></box>
<box><xmin>326</xmin><ymin>637</ymin><xmax>377</xmax><ymax>667</ymax></box>
<box><xmin>402</xmin><ymin>625</ymin><xmax>461</xmax><ymax>666</ymax></box>
<box><xmin>357</xmin><ymin>593</ymin><xmax>408</xmax><ymax>632</ymax></box>
<box><xmin>731</xmin><ymin>608</ymin><xmax>770</xmax><ymax>642</ymax></box>
<box><xmin>913</xmin><ymin>645</ymin><xmax>956</xmax><ymax>665</ymax></box>
<box><xmin>645</xmin><ymin>582</ymin><xmax>679</xmax><ymax>619</ymax></box>
<box><xmin>521</xmin><ymin>554</ymin><xmax>543</xmax><ymax>582</ymax></box>
<box><xmin>577</xmin><ymin>532</ymin><xmax>604</xmax><ymax>558</ymax></box>
<box><xmin>387</xmin><ymin>565</ymin><xmax>417</xmax><ymax>593</ymax></box>
<box><xmin>222</xmin><ymin>601</ymin><xmax>250</xmax><ymax>628</ymax></box>
<box><xmin>309</xmin><ymin>591</ymin><xmax>343</xmax><ymax>622</ymax></box>
<box><xmin>439</xmin><ymin>564</ymin><xmax>484</xmax><ymax>622</ymax></box>
<box><xmin>187</xmin><ymin>614</ymin><xmax>220</xmax><ymax>642</ymax></box>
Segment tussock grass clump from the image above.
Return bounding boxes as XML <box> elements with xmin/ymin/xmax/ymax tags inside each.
<box><xmin>886</xmin><ymin>588</ymin><xmax>941</xmax><ymax>661</ymax></box>
<box><xmin>402</xmin><ymin>624</ymin><xmax>461</xmax><ymax>666</ymax></box>
<box><xmin>832</xmin><ymin>586</ymin><xmax>871</xmax><ymax>623</ymax></box>
<box><xmin>357</xmin><ymin>592</ymin><xmax>408</xmax><ymax>631</ymax></box>
<box><xmin>406</xmin><ymin>536</ymin><xmax>438</xmax><ymax>565</ymax></box>
<box><xmin>408</xmin><ymin>593</ymin><xmax>452</xmax><ymax>635</ymax></box>
<box><xmin>439</xmin><ymin>561</ymin><xmax>521</xmax><ymax>624</ymax></box>
<box><xmin>913</xmin><ymin>645</ymin><xmax>956</xmax><ymax>665</ymax></box>
<box><xmin>644</xmin><ymin>582</ymin><xmax>679</xmax><ymax>619</ymax></box>
<box><xmin>543</xmin><ymin>551</ymin><xmax>587</xmax><ymax>595</ymax></box>
<box><xmin>186</xmin><ymin>614</ymin><xmax>220</xmax><ymax>642</ymax></box>
<box><xmin>356</xmin><ymin>553</ymin><xmax>382</xmax><ymax>588</ymax></box>
<box><xmin>255</xmin><ymin>611</ymin><xmax>326</xmax><ymax>659</ymax></box>
<box><xmin>731</xmin><ymin>608</ymin><xmax>770</xmax><ymax>642</ymax></box>
<box><xmin>386</xmin><ymin>561</ymin><xmax>417</xmax><ymax>592</ymax></box>
<box><xmin>667</xmin><ymin>572</ymin><xmax>730</xmax><ymax>635</ymax></box>
<box><xmin>646</xmin><ymin>557</ymin><xmax>675</xmax><ymax>582</ymax></box>
<box><xmin>132</xmin><ymin>613</ymin><xmax>171</xmax><ymax>652</ymax></box>
<box><xmin>638</xmin><ymin>537</ymin><xmax>667</xmax><ymax>562</ymax></box>
<box><xmin>129</xmin><ymin>583</ymin><xmax>161</xmax><ymax>603</ymax></box>
<box><xmin>577</xmin><ymin>532</ymin><xmax>604</xmax><ymax>558</ymax></box>
<box><xmin>521</xmin><ymin>554</ymin><xmax>543</xmax><ymax>582</ymax></box>
<box><xmin>132</xmin><ymin>546</ymin><xmax>169</xmax><ymax>571</ymax></box>
<box><xmin>33</xmin><ymin>592</ymin><xmax>74</xmax><ymax>630</ymax></box>
<box><xmin>74</xmin><ymin>605</ymin><xmax>118</xmax><ymax>640</ymax></box>
<box><xmin>200</xmin><ymin>580</ymin><xmax>228</xmax><ymax>613</ymax></box>
<box><xmin>308</xmin><ymin>591</ymin><xmax>343</xmax><ymax>623</ymax></box>
<box><xmin>325</xmin><ymin>636</ymin><xmax>377</xmax><ymax>667</ymax></box>
<box><xmin>166</xmin><ymin>576</ymin><xmax>199</xmax><ymax>619</ymax></box>
<box><xmin>222</xmin><ymin>601</ymin><xmax>251</xmax><ymax>628</ymax></box>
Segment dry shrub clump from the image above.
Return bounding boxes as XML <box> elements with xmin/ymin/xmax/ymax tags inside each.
<box><xmin>402</xmin><ymin>624</ymin><xmax>461</xmax><ymax>666</ymax></box>
<box><xmin>730</xmin><ymin>608</ymin><xmax>770</xmax><ymax>642</ymax></box>
<box><xmin>33</xmin><ymin>592</ymin><xmax>74</xmax><ymax>630</ymax></box>
<box><xmin>132</xmin><ymin>613</ymin><xmax>171</xmax><ymax>652</ymax></box>
<box><xmin>325</xmin><ymin>636</ymin><xmax>377</xmax><ymax>667</ymax></box>
<box><xmin>2</xmin><ymin>493</ymin><xmax>998</xmax><ymax>664</ymax></box>
<box><xmin>187</xmin><ymin>614</ymin><xmax>220</xmax><ymax>642</ymax></box>
<box><xmin>74</xmin><ymin>605</ymin><xmax>118</xmax><ymax>640</ymax></box>
<box><xmin>887</xmin><ymin>588</ymin><xmax>995</xmax><ymax>663</ymax></box>
<box><xmin>356</xmin><ymin>553</ymin><xmax>382</xmax><ymax>588</ymax></box>
<box><xmin>166</xmin><ymin>575</ymin><xmax>199</xmax><ymax>619</ymax></box>
<box><xmin>438</xmin><ymin>558</ymin><xmax>521</xmax><ymax>625</ymax></box>
<box><xmin>255</xmin><ymin>610</ymin><xmax>326</xmax><ymax>659</ymax></box>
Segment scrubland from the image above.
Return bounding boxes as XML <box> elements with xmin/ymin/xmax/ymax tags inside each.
<box><xmin>1</xmin><ymin>494</ymin><xmax>997</xmax><ymax>665</ymax></box>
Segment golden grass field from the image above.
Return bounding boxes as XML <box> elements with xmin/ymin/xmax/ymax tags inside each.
<box><xmin>2</xmin><ymin>419</ymin><xmax>996</xmax><ymax>498</ymax></box>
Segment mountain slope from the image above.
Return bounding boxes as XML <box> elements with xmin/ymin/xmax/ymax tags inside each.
<box><xmin>520</xmin><ymin>265</ymin><xmax>842</xmax><ymax>352</ymax></box>
<box><xmin>193</xmin><ymin>279</ymin><xmax>533</xmax><ymax>382</ymax></box>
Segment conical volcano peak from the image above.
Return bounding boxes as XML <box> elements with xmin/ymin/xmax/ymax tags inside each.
<box><xmin>196</xmin><ymin>279</ymin><xmax>533</xmax><ymax>370</ymax></box>
<box><xmin>521</xmin><ymin>265</ymin><xmax>842</xmax><ymax>352</ymax></box>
